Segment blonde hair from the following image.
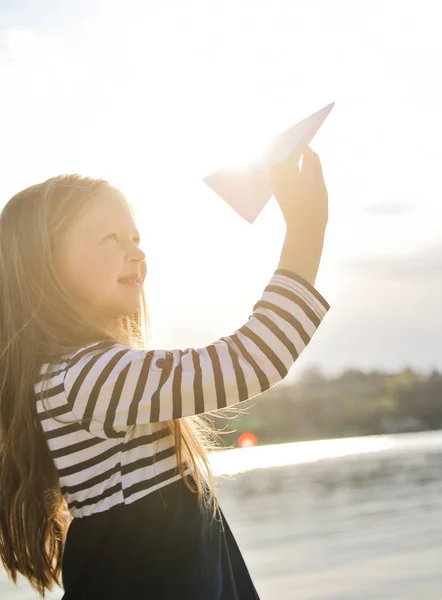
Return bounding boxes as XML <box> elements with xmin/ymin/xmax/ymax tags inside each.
<box><xmin>0</xmin><ymin>175</ymin><xmax>221</xmax><ymax>596</ymax></box>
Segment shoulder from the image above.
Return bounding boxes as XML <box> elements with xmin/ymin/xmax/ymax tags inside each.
<box><xmin>36</xmin><ymin>341</ymin><xmax>172</xmax><ymax>392</ymax></box>
<box><xmin>65</xmin><ymin>342</ymin><xmax>171</xmax><ymax>379</ymax></box>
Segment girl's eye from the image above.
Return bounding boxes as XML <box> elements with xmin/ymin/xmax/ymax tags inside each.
<box><xmin>103</xmin><ymin>233</ymin><xmax>140</xmax><ymax>244</ymax></box>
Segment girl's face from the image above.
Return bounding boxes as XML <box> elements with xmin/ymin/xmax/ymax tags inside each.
<box><xmin>56</xmin><ymin>189</ymin><xmax>146</xmax><ymax>328</ymax></box>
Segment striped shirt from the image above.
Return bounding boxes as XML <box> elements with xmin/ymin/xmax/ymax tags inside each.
<box><xmin>35</xmin><ymin>269</ymin><xmax>329</xmax><ymax>518</ymax></box>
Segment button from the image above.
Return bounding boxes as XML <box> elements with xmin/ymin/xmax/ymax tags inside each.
<box><xmin>155</xmin><ymin>357</ymin><xmax>166</xmax><ymax>369</ymax></box>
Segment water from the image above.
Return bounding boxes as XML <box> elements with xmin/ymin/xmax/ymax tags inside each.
<box><xmin>2</xmin><ymin>430</ymin><xmax>442</xmax><ymax>599</ymax></box>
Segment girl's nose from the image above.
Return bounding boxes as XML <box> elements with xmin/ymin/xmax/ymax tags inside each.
<box><xmin>129</xmin><ymin>244</ymin><xmax>146</xmax><ymax>263</ymax></box>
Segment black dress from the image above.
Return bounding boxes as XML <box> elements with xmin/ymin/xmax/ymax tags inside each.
<box><xmin>61</xmin><ymin>476</ymin><xmax>260</xmax><ymax>599</ymax></box>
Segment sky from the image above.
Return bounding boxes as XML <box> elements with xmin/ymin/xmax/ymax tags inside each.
<box><xmin>0</xmin><ymin>0</ymin><xmax>441</xmax><ymax>378</ymax></box>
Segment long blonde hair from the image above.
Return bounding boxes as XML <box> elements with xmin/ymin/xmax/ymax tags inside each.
<box><xmin>0</xmin><ymin>175</ymin><xmax>220</xmax><ymax>596</ymax></box>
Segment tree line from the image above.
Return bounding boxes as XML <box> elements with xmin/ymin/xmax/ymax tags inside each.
<box><xmin>209</xmin><ymin>367</ymin><xmax>442</xmax><ymax>447</ymax></box>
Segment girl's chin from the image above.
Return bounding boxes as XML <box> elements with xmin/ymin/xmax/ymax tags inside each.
<box><xmin>117</xmin><ymin>299</ymin><xmax>141</xmax><ymax>316</ymax></box>
<box><xmin>102</xmin><ymin>299</ymin><xmax>141</xmax><ymax>321</ymax></box>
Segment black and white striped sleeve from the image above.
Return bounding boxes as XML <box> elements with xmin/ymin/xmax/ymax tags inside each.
<box><xmin>63</xmin><ymin>269</ymin><xmax>330</xmax><ymax>438</ymax></box>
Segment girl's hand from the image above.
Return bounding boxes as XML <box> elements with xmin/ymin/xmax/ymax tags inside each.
<box><xmin>271</xmin><ymin>146</ymin><xmax>328</xmax><ymax>234</ymax></box>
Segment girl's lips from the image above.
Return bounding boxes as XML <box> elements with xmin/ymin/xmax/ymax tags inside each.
<box><xmin>118</xmin><ymin>276</ymin><xmax>140</xmax><ymax>284</ymax></box>
<box><xmin>118</xmin><ymin>277</ymin><xmax>140</xmax><ymax>286</ymax></box>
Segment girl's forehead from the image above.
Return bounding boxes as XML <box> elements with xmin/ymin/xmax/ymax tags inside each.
<box><xmin>79</xmin><ymin>189</ymin><xmax>137</xmax><ymax>230</ymax></box>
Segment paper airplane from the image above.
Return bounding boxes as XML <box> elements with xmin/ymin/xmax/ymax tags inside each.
<box><xmin>202</xmin><ymin>102</ymin><xmax>335</xmax><ymax>223</ymax></box>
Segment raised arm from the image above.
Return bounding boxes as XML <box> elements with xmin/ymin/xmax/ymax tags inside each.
<box><xmin>62</xmin><ymin>269</ymin><xmax>328</xmax><ymax>438</ymax></box>
<box><xmin>62</xmin><ymin>146</ymin><xmax>330</xmax><ymax>438</ymax></box>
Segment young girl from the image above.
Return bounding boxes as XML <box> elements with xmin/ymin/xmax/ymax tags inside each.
<box><xmin>0</xmin><ymin>146</ymin><xmax>329</xmax><ymax>599</ymax></box>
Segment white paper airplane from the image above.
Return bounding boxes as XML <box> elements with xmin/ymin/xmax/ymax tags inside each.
<box><xmin>202</xmin><ymin>102</ymin><xmax>335</xmax><ymax>223</ymax></box>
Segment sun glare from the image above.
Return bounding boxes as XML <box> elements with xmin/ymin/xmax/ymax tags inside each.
<box><xmin>216</xmin><ymin>134</ymin><xmax>267</xmax><ymax>170</ymax></box>
<box><xmin>206</xmin><ymin>117</ymin><xmax>283</xmax><ymax>172</ymax></box>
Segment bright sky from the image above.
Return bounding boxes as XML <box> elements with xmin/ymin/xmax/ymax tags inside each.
<box><xmin>1</xmin><ymin>0</ymin><xmax>441</xmax><ymax>376</ymax></box>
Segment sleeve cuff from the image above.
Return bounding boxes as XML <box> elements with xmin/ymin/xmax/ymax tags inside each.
<box><xmin>273</xmin><ymin>269</ymin><xmax>330</xmax><ymax>318</ymax></box>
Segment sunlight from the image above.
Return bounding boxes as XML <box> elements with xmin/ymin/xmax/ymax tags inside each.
<box><xmin>209</xmin><ymin>435</ymin><xmax>396</xmax><ymax>476</ymax></box>
<box><xmin>210</xmin><ymin>126</ymin><xmax>269</xmax><ymax>171</ymax></box>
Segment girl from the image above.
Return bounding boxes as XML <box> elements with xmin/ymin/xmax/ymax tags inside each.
<box><xmin>0</xmin><ymin>146</ymin><xmax>329</xmax><ymax>599</ymax></box>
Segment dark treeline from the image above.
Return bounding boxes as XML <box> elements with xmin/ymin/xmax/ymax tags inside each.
<box><xmin>210</xmin><ymin>367</ymin><xmax>442</xmax><ymax>447</ymax></box>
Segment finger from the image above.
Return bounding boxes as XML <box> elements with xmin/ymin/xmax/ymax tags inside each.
<box><xmin>298</xmin><ymin>147</ymin><xmax>313</xmax><ymax>180</ymax></box>
<box><xmin>299</xmin><ymin>146</ymin><xmax>316</xmax><ymax>188</ymax></box>
<box><xmin>270</xmin><ymin>148</ymin><xmax>300</xmax><ymax>185</ymax></box>
<box><xmin>300</xmin><ymin>146</ymin><xmax>314</xmax><ymax>171</ymax></box>
<box><xmin>271</xmin><ymin>141</ymin><xmax>312</xmax><ymax>185</ymax></box>
<box><xmin>312</xmin><ymin>152</ymin><xmax>328</xmax><ymax>203</ymax></box>
<box><xmin>312</xmin><ymin>152</ymin><xmax>325</xmax><ymax>183</ymax></box>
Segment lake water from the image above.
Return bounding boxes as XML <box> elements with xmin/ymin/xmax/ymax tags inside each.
<box><xmin>2</xmin><ymin>430</ymin><xmax>442</xmax><ymax>599</ymax></box>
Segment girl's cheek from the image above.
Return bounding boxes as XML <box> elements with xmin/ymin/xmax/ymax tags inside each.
<box><xmin>92</xmin><ymin>248</ymin><xmax>120</xmax><ymax>277</ymax></box>
<box><xmin>103</xmin><ymin>245</ymin><xmax>124</xmax><ymax>267</ymax></box>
